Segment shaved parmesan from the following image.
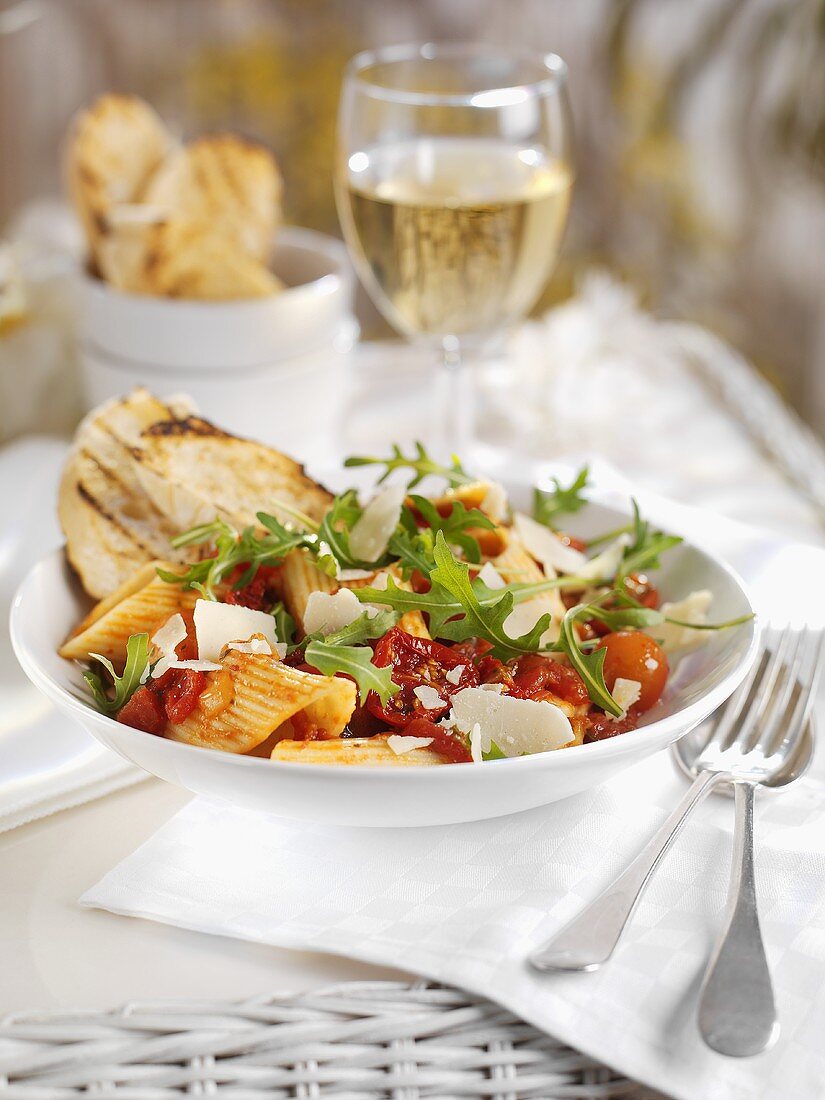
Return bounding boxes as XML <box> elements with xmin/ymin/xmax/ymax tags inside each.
<box><xmin>481</xmin><ymin>481</ymin><xmax>508</xmax><ymax>521</ymax></box>
<box><xmin>152</xmin><ymin>655</ymin><xmax>222</xmax><ymax>678</ymax></box>
<box><xmin>349</xmin><ymin>485</ymin><xmax>406</xmax><ymax>563</ymax></box>
<box><xmin>194</xmin><ymin>600</ymin><xmax>278</xmax><ymax>662</ymax></box>
<box><xmin>337</xmin><ymin>567</ymin><xmax>374</xmax><ymax>581</ymax></box>
<box><xmin>577</xmin><ymin>534</ymin><xmax>632</xmax><ymax>582</ymax></box>
<box><xmin>610</xmin><ymin>677</ymin><xmax>641</xmax><ymax>720</ymax></box>
<box><xmin>303</xmin><ymin>588</ymin><xmax>378</xmax><ymax>636</ymax></box>
<box><xmin>648</xmin><ymin>590</ymin><xmax>713</xmax><ymax>652</ymax></box>
<box><xmin>150</xmin><ymin>656</ymin><xmax>172</xmax><ymax>680</ymax></box>
<box><xmin>387</xmin><ymin>734</ymin><xmax>434</xmax><ymax>755</ymax></box>
<box><xmin>372</xmin><ymin>571</ymin><xmax>391</xmax><ymax>591</ymax></box>
<box><xmin>514</xmin><ymin>512</ymin><xmax>586</xmax><ymax>575</ymax></box>
<box><xmin>479</xmin><ymin>683</ymin><xmax>504</xmax><ymax>693</ymax></box>
<box><xmin>224</xmin><ymin>635</ymin><xmax>287</xmax><ymax>659</ymax></box>
<box><xmin>448</xmin><ymin>687</ymin><xmax>574</xmax><ymax>756</ymax></box>
<box><xmin>151</xmin><ymin>613</ymin><xmax>186</xmax><ymax>657</ymax></box>
<box><xmin>478</xmin><ymin>562</ymin><xmax>506</xmax><ymax>589</ymax></box>
<box><xmin>414</xmin><ymin>684</ymin><xmax>445</xmax><ymax>710</ymax></box>
<box><xmin>445</xmin><ymin>664</ymin><xmax>465</xmax><ymax>685</ymax></box>
<box><xmin>469</xmin><ymin>722</ymin><xmax>483</xmax><ymax>763</ymax></box>
<box><xmin>504</xmin><ymin>595</ymin><xmax>559</xmax><ymax>645</ymax></box>
<box><xmin>167</xmin><ymin>659</ymin><xmax>222</xmax><ymax>672</ymax></box>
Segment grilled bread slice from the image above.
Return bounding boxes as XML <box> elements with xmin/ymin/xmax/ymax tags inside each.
<box><xmin>59</xmin><ymin>450</ymin><xmax>187</xmax><ymax>599</ymax></box>
<box><xmin>98</xmin><ymin>216</ymin><xmax>282</xmax><ymax>300</ymax></box>
<box><xmin>131</xmin><ymin>415</ymin><xmax>333</xmax><ymax>532</ymax></box>
<box><xmin>60</xmin><ymin>391</ymin><xmax>334</xmax><ymax>599</ymax></box>
<box><xmin>60</xmin><ymin>391</ymin><xmax>196</xmax><ymax>598</ymax></box>
<box><xmin>65</xmin><ymin>94</ymin><xmax>172</xmax><ymax>266</ymax></box>
<box><xmin>141</xmin><ymin>133</ymin><xmax>283</xmax><ymax>264</ymax></box>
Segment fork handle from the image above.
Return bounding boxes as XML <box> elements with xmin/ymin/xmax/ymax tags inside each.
<box><xmin>530</xmin><ymin>769</ymin><xmax>724</xmax><ymax>972</ymax></box>
<box><xmin>698</xmin><ymin>780</ymin><xmax>779</xmax><ymax>1056</ymax></box>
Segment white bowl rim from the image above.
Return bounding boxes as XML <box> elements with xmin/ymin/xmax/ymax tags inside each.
<box><xmin>77</xmin><ymin>225</ymin><xmax>351</xmax><ymax>313</ymax></box>
<box><xmin>10</xmin><ymin>495</ymin><xmax>761</xmax><ymax>781</ymax></box>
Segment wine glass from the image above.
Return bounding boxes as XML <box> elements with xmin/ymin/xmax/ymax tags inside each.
<box><xmin>335</xmin><ymin>42</ymin><xmax>574</xmax><ymax>458</ymax></box>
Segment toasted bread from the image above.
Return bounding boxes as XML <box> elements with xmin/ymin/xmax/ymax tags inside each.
<box><xmin>60</xmin><ymin>392</ymin><xmax>334</xmax><ymax>599</ymax></box>
<box><xmin>142</xmin><ymin>133</ymin><xmax>283</xmax><ymax>263</ymax></box>
<box><xmin>98</xmin><ymin>216</ymin><xmax>281</xmax><ymax>300</ymax></box>
<box><xmin>58</xmin><ymin>450</ymin><xmax>188</xmax><ymax>599</ymax></box>
<box><xmin>65</xmin><ymin>94</ymin><xmax>172</xmax><ymax>265</ymax></box>
<box><xmin>131</xmin><ymin>415</ymin><xmax>333</xmax><ymax>532</ymax></box>
<box><xmin>60</xmin><ymin>391</ymin><xmax>195</xmax><ymax>598</ymax></box>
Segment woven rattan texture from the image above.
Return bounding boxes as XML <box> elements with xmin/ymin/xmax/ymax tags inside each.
<box><xmin>0</xmin><ymin>981</ymin><xmax>662</xmax><ymax>1099</ymax></box>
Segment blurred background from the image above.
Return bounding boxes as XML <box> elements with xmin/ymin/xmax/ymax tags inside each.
<box><xmin>1</xmin><ymin>0</ymin><xmax>824</xmax><ymax>441</ymax></box>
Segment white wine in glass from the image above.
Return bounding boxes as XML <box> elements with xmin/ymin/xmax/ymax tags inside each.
<box><xmin>336</xmin><ymin>44</ymin><xmax>574</xmax><ymax>455</ymax></box>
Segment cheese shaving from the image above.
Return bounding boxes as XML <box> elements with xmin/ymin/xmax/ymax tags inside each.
<box><xmin>609</xmin><ymin>677</ymin><xmax>641</xmax><ymax>721</ymax></box>
<box><xmin>514</xmin><ymin>512</ymin><xmax>586</xmax><ymax>575</ymax></box>
<box><xmin>478</xmin><ymin>562</ymin><xmax>506</xmax><ymax>589</ymax></box>
<box><xmin>413</xmin><ymin>684</ymin><xmax>445</xmax><ymax>710</ymax></box>
<box><xmin>349</xmin><ymin>485</ymin><xmax>406</xmax><ymax>562</ymax></box>
<box><xmin>387</xmin><ymin>734</ymin><xmax>434</xmax><ymax>755</ymax></box>
<box><xmin>151</xmin><ymin>613</ymin><xmax>187</xmax><ymax>657</ymax></box>
<box><xmin>303</xmin><ymin>588</ymin><xmax>378</xmax><ymax>636</ymax></box>
<box><xmin>469</xmin><ymin>722</ymin><xmax>483</xmax><ymax>763</ymax></box>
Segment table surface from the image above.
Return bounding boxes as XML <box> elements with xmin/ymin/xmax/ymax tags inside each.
<box><xmin>3</xmin><ymin>318</ymin><xmax>825</xmax><ymax>1019</ymax></box>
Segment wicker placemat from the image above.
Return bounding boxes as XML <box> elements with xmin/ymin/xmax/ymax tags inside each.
<box><xmin>0</xmin><ymin>980</ymin><xmax>662</xmax><ymax>1099</ymax></box>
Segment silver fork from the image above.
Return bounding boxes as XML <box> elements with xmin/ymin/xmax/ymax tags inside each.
<box><xmin>530</xmin><ymin>626</ymin><xmax>822</xmax><ymax>1054</ymax></box>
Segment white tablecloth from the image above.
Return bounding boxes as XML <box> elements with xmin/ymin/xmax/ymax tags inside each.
<box><xmin>2</xmin><ymin>280</ymin><xmax>824</xmax><ymax>1100</ymax></box>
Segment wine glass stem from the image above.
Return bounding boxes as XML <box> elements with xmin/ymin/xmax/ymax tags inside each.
<box><xmin>438</xmin><ymin>337</ymin><xmax>473</xmax><ymax>459</ymax></box>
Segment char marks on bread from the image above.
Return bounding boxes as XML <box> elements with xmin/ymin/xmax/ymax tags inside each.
<box><xmin>59</xmin><ymin>389</ymin><xmax>333</xmax><ymax>600</ymax></box>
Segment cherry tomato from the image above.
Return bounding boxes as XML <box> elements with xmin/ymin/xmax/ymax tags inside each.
<box><xmin>225</xmin><ymin>564</ymin><xmax>282</xmax><ymax>611</ymax></box>
<box><xmin>403</xmin><ymin>717</ymin><xmax>473</xmax><ymax>763</ymax></box>
<box><xmin>508</xmin><ymin>653</ymin><xmax>589</xmax><ymax>706</ymax></box>
<box><xmin>367</xmin><ymin>628</ymin><xmax>479</xmax><ymax>727</ymax></box>
<box><xmin>622</xmin><ymin>572</ymin><xmax>659</xmax><ymax>610</ymax></box>
<box><xmin>117</xmin><ymin>686</ymin><xmax>166</xmax><ymax>735</ymax></box>
<box><xmin>597</xmin><ymin>631</ymin><xmax>668</xmax><ymax>711</ymax></box>
<box><xmin>584</xmin><ymin>711</ymin><xmax>640</xmax><ymax>743</ymax></box>
<box><xmin>162</xmin><ymin>669</ymin><xmax>207</xmax><ymax>724</ymax></box>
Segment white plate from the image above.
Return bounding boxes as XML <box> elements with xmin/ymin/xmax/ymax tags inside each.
<box><xmin>0</xmin><ymin>438</ymin><xmax>139</xmax><ymax>832</ymax></box>
<box><xmin>10</xmin><ymin>485</ymin><xmax>758</xmax><ymax>828</ymax></box>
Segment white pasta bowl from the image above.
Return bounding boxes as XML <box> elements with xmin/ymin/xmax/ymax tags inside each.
<box><xmin>10</xmin><ymin>497</ymin><xmax>758</xmax><ymax>827</ymax></box>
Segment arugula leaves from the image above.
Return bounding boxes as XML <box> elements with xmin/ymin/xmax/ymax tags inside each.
<box><xmin>272</xmin><ymin>602</ymin><xmax>296</xmax><ymax>648</ymax></box>
<box><xmin>407</xmin><ymin>496</ymin><xmax>494</xmax><ymax>563</ymax></box>
<box><xmin>84</xmin><ymin>633</ymin><xmax>150</xmax><ymax>715</ymax></box>
<box><xmin>344</xmin><ymin>441</ymin><xmax>474</xmax><ymax>490</ymax></box>
<box><xmin>617</xmin><ymin>501</ymin><xmax>683</xmax><ymax>582</ymax></box>
<box><xmin>319</xmin><ymin>608</ymin><xmax>399</xmax><ymax>648</ymax></box>
<box><xmin>158</xmin><ymin>515</ymin><xmax>310</xmax><ymax>598</ymax></box>
<box><xmin>555</xmin><ymin>603</ymin><xmax>622</xmax><ymax>717</ymax></box>
<box><xmin>304</xmin><ymin>639</ymin><xmax>398</xmax><ymax>707</ymax></box>
<box><xmin>427</xmin><ymin>532</ymin><xmax>554</xmax><ymax>658</ymax></box>
<box><xmin>533</xmin><ymin>466</ymin><xmax>590</xmax><ymax>529</ymax></box>
<box><xmin>314</xmin><ymin>489</ymin><xmax>395</xmax><ymax>573</ymax></box>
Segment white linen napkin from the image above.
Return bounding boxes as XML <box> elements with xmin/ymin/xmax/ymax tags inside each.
<box><xmin>81</xmin><ymin>485</ymin><xmax>825</xmax><ymax>1100</ymax></box>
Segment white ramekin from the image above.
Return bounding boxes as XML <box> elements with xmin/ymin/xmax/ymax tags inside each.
<box><xmin>77</xmin><ymin>226</ymin><xmax>358</xmax><ymax>458</ymax></box>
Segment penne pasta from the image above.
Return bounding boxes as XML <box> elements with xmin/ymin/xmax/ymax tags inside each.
<box><xmin>59</xmin><ymin>561</ymin><xmax>198</xmax><ymax>666</ymax></box>
<box><xmin>432</xmin><ymin>481</ymin><xmax>507</xmax><ymax>556</ymax></box>
<box><xmin>493</xmin><ymin>531</ymin><xmax>567</xmax><ymax>644</ymax></box>
<box><xmin>271</xmin><ymin>735</ymin><xmax>443</xmax><ymax>766</ymax></box>
<box><xmin>166</xmin><ymin>651</ymin><xmax>355</xmax><ymax>753</ymax></box>
<box><xmin>280</xmin><ymin>549</ymin><xmax>335</xmax><ymax>632</ymax></box>
<box><xmin>280</xmin><ymin>551</ymin><xmax>430</xmax><ymax>640</ymax></box>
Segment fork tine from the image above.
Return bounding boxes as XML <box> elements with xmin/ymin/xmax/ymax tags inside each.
<box><xmin>698</xmin><ymin>637</ymin><xmax>771</xmax><ymax>751</ymax></box>
<box><xmin>710</xmin><ymin>627</ymin><xmax>789</xmax><ymax>751</ymax></box>
<box><xmin>767</xmin><ymin>629</ymin><xmax>825</xmax><ymax>763</ymax></box>
<box><xmin>750</xmin><ymin>628</ymin><xmax>806</xmax><ymax>754</ymax></box>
